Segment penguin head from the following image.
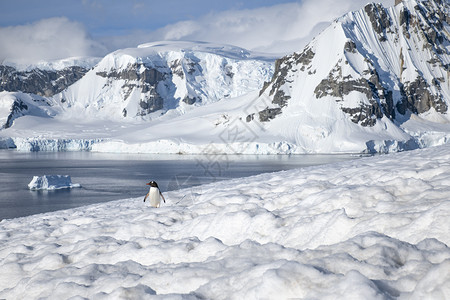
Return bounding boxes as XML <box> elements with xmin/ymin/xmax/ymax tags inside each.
<box><xmin>146</xmin><ymin>181</ymin><xmax>159</xmax><ymax>188</ymax></box>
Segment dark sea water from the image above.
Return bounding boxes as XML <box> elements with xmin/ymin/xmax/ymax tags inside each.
<box><xmin>0</xmin><ymin>150</ymin><xmax>359</xmax><ymax>220</ymax></box>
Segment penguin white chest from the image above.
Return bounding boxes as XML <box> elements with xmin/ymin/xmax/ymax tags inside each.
<box><xmin>148</xmin><ymin>187</ymin><xmax>161</xmax><ymax>208</ymax></box>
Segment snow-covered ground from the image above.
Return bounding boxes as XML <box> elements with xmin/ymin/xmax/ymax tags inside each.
<box><xmin>1</xmin><ymin>144</ymin><xmax>449</xmax><ymax>299</ymax></box>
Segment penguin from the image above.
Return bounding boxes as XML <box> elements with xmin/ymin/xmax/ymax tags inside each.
<box><xmin>143</xmin><ymin>181</ymin><xmax>166</xmax><ymax>208</ymax></box>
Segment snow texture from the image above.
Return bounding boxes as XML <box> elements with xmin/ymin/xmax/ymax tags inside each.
<box><xmin>28</xmin><ymin>175</ymin><xmax>81</xmax><ymax>190</ymax></box>
<box><xmin>1</xmin><ymin>144</ymin><xmax>450</xmax><ymax>299</ymax></box>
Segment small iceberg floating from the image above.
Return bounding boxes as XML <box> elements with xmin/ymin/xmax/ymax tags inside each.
<box><xmin>28</xmin><ymin>175</ymin><xmax>81</xmax><ymax>190</ymax></box>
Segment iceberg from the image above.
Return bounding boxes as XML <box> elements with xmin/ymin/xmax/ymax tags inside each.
<box><xmin>28</xmin><ymin>175</ymin><xmax>81</xmax><ymax>190</ymax></box>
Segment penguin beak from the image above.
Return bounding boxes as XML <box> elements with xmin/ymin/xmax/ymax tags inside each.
<box><xmin>146</xmin><ymin>182</ymin><xmax>151</xmax><ymax>185</ymax></box>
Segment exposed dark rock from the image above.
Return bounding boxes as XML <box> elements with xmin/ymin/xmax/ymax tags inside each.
<box><xmin>121</xmin><ymin>83</ymin><xmax>137</xmax><ymax>100</ymax></box>
<box><xmin>314</xmin><ymin>64</ymin><xmax>393</xmax><ymax>126</ymax></box>
<box><xmin>298</xmin><ymin>48</ymin><xmax>316</xmax><ymax>67</ymax></box>
<box><xmin>407</xmin><ymin>0</ymin><xmax>449</xmax><ymax>53</ymax></box>
<box><xmin>170</xmin><ymin>59</ymin><xmax>184</xmax><ymax>79</ymax></box>
<box><xmin>258</xmin><ymin>107</ymin><xmax>282</xmax><ymax>122</ymax></box>
<box><xmin>182</xmin><ymin>96</ymin><xmax>199</xmax><ymax>105</ymax></box>
<box><xmin>255</xmin><ymin>47</ymin><xmax>316</xmax><ymax>121</ymax></box>
<box><xmin>272</xmin><ymin>90</ymin><xmax>291</xmax><ymax>108</ymax></box>
<box><xmin>183</xmin><ymin>58</ymin><xmax>199</xmax><ymax>75</ymax></box>
<box><xmin>259</xmin><ymin>81</ymin><xmax>271</xmax><ymax>96</ymax></box>
<box><xmin>96</xmin><ymin>63</ymin><xmax>164</xmax><ymax>84</ymax></box>
<box><xmin>341</xmin><ymin>103</ymin><xmax>381</xmax><ymax>127</ymax></box>
<box><xmin>98</xmin><ymin>63</ymin><xmax>166</xmax><ymax>116</ymax></box>
<box><xmin>397</xmin><ymin>76</ymin><xmax>448</xmax><ymax>114</ymax></box>
<box><xmin>260</xmin><ymin>47</ymin><xmax>315</xmax><ymax>97</ymax></box>
<box><xmin>344</xmin><ymin>40</ymin><xmax>357</xmax><ymax>53</ymax></box>
<box><xmin>139</xmin><ymin>91</ymin><xmax>164</xmax><ymax>115</ymax></box>
<box><xmin>224</xmin><ymin>65</ymin><xmax>234</xmax><ymax>78</ymax></box>
<box><xmin>3</xmin><ymin>99</ymin><xmax>28</xmax><ymax>129</ymax></box>
<box><xmin>0</xmin><ymin>65</ymin><xmax>88</xmax><ymax>97</ymax></box>
<box><xmin>399</xmin><ymin>7</ymin><xmax>410</xmax><ymax>30</ymax></box>
<box><xmin>315</xmin><ymin>65</ymin><xmax>365</xmax><ymax>99</ymax></box>
<box><xmin>364</xmin><ymin>3</ymin><xmax>391</xmax><ymax>41</ymax></box>
<box><xmin>368</xmin><ymin>71</ymin><xmax>395</xmax><ymax>120</ymax></box>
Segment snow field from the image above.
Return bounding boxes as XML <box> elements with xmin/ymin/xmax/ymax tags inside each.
<box><xmin>0</xmin><ymin>145</ymin><xmax>450</xmax><ymax>298</ymax></box>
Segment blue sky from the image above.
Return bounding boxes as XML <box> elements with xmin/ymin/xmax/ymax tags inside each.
<box><xmin>0</xmin><ymin>0</ymin><xmax>392</xmax><ymax>64</ymax></box>
<box><xmin>0</xmin><ymin>0</ymin><xmax>296</xmax><ymax>37</ymax></box>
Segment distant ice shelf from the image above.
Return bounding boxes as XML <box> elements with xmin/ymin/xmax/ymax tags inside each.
<box><xmin>7</xmin><ymin>137</ymin><xmax>102</xmax><ymax>152</ymax></box>
<box><xmin>0</xmin><ymin>135</ymin><xmax>447</xmax><ymax>154</ymax></box>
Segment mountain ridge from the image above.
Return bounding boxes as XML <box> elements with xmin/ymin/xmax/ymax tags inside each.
<box><xmin>53</xmin><ymin>41</ymin><xmax>275</xmax><ymax>120</ymax></box>
<box><xmin>246</xmin><ymin>0</ymin><xmax>450</xmax><ymax>152</ymax></box>
<box><xmin>1</xmin><ymin>0</ymin><xmax>450</xmax><ymax>154</ymax></box>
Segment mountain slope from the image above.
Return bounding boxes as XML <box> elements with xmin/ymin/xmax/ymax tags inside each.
<box><xmin>53</xmin><ymin>41</ymin><xmax>275</xmax><ymax>120</ymax></box>
<box><xmin>2</xmin><ymin>0</ymin><xmax>450</xmax><ymax>154</ymax></box>
<box><xmin>249</xmin><ymin>0</ymin><xmax>450</xmax><ymax>152</ymax></box>
<box><xmin>0</xmin><ymin>58</ymin><xmax>98</xmax><ymax>130</ymax></box>
<box><xmin>0</xmin><ymin>57</ymin><xmax>100</xmax><ymax>97</ymax></box>
<box><xmin>0</xmin><ymin>91</ymin><xmax>57</xmax><ymax>129</ymax></box>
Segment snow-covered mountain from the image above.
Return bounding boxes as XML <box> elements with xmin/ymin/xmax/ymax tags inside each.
<box><xmin>0</xmin><ymin>57</ymin><xmax>99</xmax><ymax>129</ymax></box>
<box><xmin>0</xmin><ymin>91</ymin><xmax>56</xmax><ymax>129</ymax></box>
<box><xmin>53</xmin><ymin>41</ymin><xmax>275</xmax><ymax>120</ymax></box>
<box><xmin>0</xmin><ymin>57</ymin><xmax>99</xmax><ymax>97</ymax></box>
<box><xmin>1</xmin><ymin>0</ymin><xmax>450</xmax><ymax>154</ymax></box>
<box><xmin>248</xmin><ymin>0</ymin><xmax>450</xmax><ymax>152</ymax></box>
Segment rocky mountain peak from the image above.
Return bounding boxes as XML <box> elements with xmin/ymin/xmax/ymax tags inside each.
<box><xmin>54</xmin><ymin>43</ymin><xmax>274</xmax><ymax>120</ymax></box>
<box><xmin>255</xmin><ymin>0</ymin><xmax>449</xmax><ymax>129</ymax></box>
<box><xmin>0</xmin><ymin>65</ymin><xmax>89</xmax><ymax>97</ymax></box>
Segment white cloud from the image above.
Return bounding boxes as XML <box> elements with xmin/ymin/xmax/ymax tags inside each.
<box><xmin>135</xmin><ymin>0</ymin><xmax>393</xmax><ymax>54</ymax></box>
<box><xmin>0</xmin><ymin>17</ymin><xmax>107</xmax><ymax>65</ymax></box>
<box><xmin>0</xmin><ymin>0</ymin><xmax>395</xmax><ymax>65</ymax></box>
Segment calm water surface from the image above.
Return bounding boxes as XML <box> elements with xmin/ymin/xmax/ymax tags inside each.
<box><xmin>0</xmin><ymin>150</ymin><xmax>360</xmax><ymax>220</ymax></box>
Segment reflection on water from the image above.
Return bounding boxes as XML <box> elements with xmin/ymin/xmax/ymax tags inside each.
<box><xmin>0</xmin><ymin>150</ymin><xmax>361</xmax><ymax>220</ymax></box>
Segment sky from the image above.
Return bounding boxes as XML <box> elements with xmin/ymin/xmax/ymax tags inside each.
<box><xmin>0</xmin><ymin>0</ymin><xmax>393</xmax><ymax>65</ymax></box>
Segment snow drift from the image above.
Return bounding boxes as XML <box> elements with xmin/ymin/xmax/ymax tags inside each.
<box><xmin>1</xmin><ymin>143</ymin><xmax>449</xmax><ymax>298</ymax></box>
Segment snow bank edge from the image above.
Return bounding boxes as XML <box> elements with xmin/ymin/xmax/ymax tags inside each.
<box><xmin>0</xmin><ymin>136</ymin><xmax>433</xmax><ymax>154</ymax></box>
